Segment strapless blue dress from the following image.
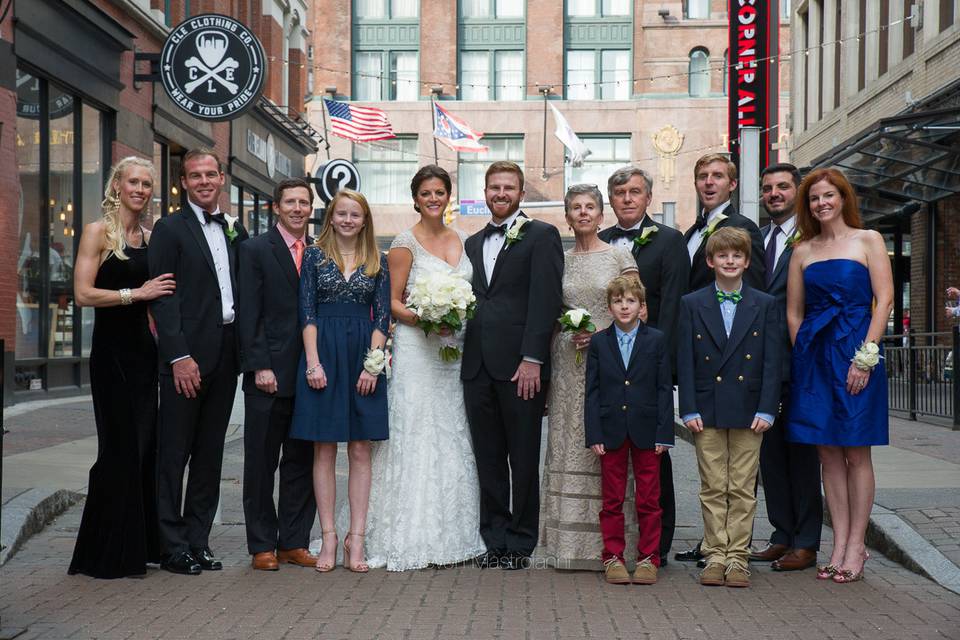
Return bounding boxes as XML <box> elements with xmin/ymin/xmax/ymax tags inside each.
<box><xmin>787</xmin><ymin>259</ymin><xmax>889</xmax><ymax>447</ymax></box>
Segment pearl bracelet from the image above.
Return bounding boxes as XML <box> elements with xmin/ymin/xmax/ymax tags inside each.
<box><xmin>119</xmin><ymin>288</ymin><xmax>133</xmax><ymax>305</ymax></box>
<box><xmin>305</xmin><ymin>364</ymin><xmax>322</xmax><ymax>376</ymax></box>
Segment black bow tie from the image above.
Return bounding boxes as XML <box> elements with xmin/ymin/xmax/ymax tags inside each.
<box><xmin>484</xmin><ymin>223</ymin><xmax>506</xmax><ymax>239</ymax></box>
<box><xmin>609</xmin><ymin>227</ymin><xmax>641</xmax><ymax>242</ymax></box>
<box><xmin>692</xmin><ymin>212</ymin><xmax>708</xmax><ymax>232</ymax></box>
<box><xmin>203</xmin><ymin>210</ymin><xmax>226</xmax><ymax>227</ymax></box>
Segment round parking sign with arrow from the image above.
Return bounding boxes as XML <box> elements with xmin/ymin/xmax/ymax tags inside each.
<box><xmin>316</xmin><ymin>159</ymin><xmax>362</xmax><ymax>204</ymax></box>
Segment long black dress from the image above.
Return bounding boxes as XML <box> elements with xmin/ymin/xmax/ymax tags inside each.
<box><xmin>68</xmin><ymin>244</ymin><xmax>161</xmax><ymax>578</ymax></box>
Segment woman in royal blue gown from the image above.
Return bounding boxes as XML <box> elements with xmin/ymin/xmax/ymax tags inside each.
<box><xmin>785</xmin><ymin>168</ymin><xmax>893</xmax><ymax>584</ymax></box>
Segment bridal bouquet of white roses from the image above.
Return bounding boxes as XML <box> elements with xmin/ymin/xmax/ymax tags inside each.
<box><xmin>558</xmin><ymin>307</ymin><xmax>596</xmax><ymax>365</ymax></box>
<box><xmin>406</xmin><ymin>271</ymin><xmax>477</xmax><ymax>362</ymax></box>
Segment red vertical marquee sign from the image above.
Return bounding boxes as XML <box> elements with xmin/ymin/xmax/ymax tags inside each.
<box><xmin>727</xmin><ymin>0</ymin><xmax>779</xmax><ymax>168</ymax></box>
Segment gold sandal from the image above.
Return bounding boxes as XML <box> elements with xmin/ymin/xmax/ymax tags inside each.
<box><xmin>343</xmin><ymin>532</ymin><xmax>369</xmax><ymax>573</ymax></box>
<box><xmin>314</xmin><ymin>531</ymin><xmax>338</xmax><ymax>573</ymax></box>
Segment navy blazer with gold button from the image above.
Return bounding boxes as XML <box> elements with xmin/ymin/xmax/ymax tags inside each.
<box><xmin>677</xmin><ymin>283</ymin><xmax>781</xmax><ymax>429</ymax></box>
<box><xmin>584</xmin><ymin>321</ymin><xmax>674</xmax><ymax>450</ymax></box>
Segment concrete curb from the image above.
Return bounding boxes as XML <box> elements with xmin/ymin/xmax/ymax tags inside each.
<box><xmin>0</xmin><ymin>488</ymin><xmax>83</xmax><ymax>567</ymax></box>
<box><xmin>673</xmin><ymin>420</ymin><xmax>960</xmax><ymax>595</ymax></box>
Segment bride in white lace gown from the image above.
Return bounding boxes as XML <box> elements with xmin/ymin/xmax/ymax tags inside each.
<box><xmin>362</xmin><ymin>166</ymin><xmax>486</xmax><ymax>570</ymax></box>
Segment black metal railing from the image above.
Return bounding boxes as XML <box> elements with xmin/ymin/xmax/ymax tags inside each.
<box><xmin>882</xmin><ymin>328</ymin><xmax>959</xmax><ymax>428</ymax></box>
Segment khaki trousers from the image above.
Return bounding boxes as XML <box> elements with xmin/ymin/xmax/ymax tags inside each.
<box><xmin>694</xmin><ymin>427</ymin><xmax>763</xmax><ymax>567</ymax></box>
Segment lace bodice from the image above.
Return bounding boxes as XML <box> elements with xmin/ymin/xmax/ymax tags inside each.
<box><xmin>560</xmin><ymin>245</ymin><xmax>637</xmax><ymax>330</ymax></box>
<box><xmin>390</xmin><ymin>228</ymin><xmax>472</xmax><ymax>294</ymax></box>
<box><xmin>298</xmin><ymin>247</ymin><xmax>390</xmax><ymax>333</ymax></box>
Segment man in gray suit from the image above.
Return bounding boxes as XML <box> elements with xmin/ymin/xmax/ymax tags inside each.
<box><xmin>749</xmin><ymin>163</ymin><xmax>823</xmax><ymax>571</ymax></box>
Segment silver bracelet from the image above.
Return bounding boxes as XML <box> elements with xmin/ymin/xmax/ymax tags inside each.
<box><xmin>306</xmin><ymin>364</ymin><xmax>322</xmax><ymax>376</ymax></box>
<box><xmin>119</xmin><ymin>288</ymin><xmax>133</xmax><ymax>305</ymax></box>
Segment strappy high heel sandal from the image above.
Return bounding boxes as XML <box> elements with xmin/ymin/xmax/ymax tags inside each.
<box><xmin>832</xmin><ymin>550</ymin><xmax>869</xmax><ymax>584</ymax></box>
<box><xmin>816</xmin><ymin>564</ymin><xmax>839</xmax><ymax>580</ymax></box>
<box><xmin>343</xmin><ymin>532</ymin><xmax>369</xmax><ymax>573</ymax></box>
<box><xmin>315</xmin><ymin>531</ymin><xmax>338</xmax><ymax>573</ymax></box>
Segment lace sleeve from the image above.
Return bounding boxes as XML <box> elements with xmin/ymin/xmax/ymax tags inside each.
<box><xmin>615</xmin><ymin>245</ymin><xmax>639</xmax><ymax>274</ymax></box>
<box><xmin>390</xmin><ymin>229</ymin><xmax>416</xmax><ymax>254</ymax></box>
<box><xmin>299</xmin><ymin>247</ymin><xmax>322</xmax><ymax>327</ymax></box>
<box><xmin>372</xmin><ymin>253</ymin><xmax>391</xmax><ymax>335</ymax></box>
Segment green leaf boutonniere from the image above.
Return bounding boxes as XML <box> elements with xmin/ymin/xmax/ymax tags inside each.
<box><xmin>700</xmin><ymin>213</ymin><xmax>728</xmax><ymax>239</ymax></box>
<box><xmin>224</xmin><ymin>215</ymin><xmax>240</xmax><ymax>243</ymax></box>
<box><xmin>504</xmin><ymin>217</ymin><xmax>530</xmax><ymax>247</ymax></box>
<box><xmin>633</xmin><ymin>225</ymin><xmax>659</xmax><ymax>248</ymax></box>
<box><xmin>784</xmin><ymin>230</ymin><xmax>801</xmax><ymax>248</ymax></box>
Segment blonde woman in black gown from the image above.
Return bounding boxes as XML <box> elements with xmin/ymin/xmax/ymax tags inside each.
<box><xmin>70</xmin><ymin>157</ymin><xmax>176</xmax><ymax>578</ymax></box>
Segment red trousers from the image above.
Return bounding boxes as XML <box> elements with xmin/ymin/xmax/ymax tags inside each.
<box><xmin>599</xmin><ymin>438</ymin><xmax>662</xmax><ymax>564</ymax></box>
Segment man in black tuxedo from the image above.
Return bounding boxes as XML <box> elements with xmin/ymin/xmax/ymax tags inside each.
<box><xmin>749</xmin><ymin>163</ymin><xmax>823</xmax><ymax>571</ymax></box>
<box><xmin>675</xmin><ymin>152</ymin><xmax>766</xmax><ymax>565</ymax></box>
<box><xmin>462</xmin><ymin>161</ymin><xmax>563</xmax><ymax>569</ymax></box>
<box><xmin>598</xmin><ymin>167</ymin><xmax>689</xmax><ymax>564</ymax></box>
<box><xmin>684</xmin><ymin>153</ymin><xmax>765</xmax><ymax>292</ymax></box>
<box><xmin>149</xmin><ymin>148</ymin><xmax>248</xmax><ymax>575</ymax></box>
<box><xmin>237</xmin><ymin>179</ymin><xmax>317</xmax><ymax>571</ymax></box>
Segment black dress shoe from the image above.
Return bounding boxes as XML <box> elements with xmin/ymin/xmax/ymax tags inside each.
<box><xmin>191</xmin><ymin>548</ymin><xmax>223</xmax><ymax>571</ymax></box>
<box><xmin>162</xmin><ymin>551</ymin><xmax>201</xmax><ymax>575</ymax></box>
<box><xmin>674</xmin><ymin>542</ymin><xmax>704</xmax><ymax>563</ymax></box>
<box><xmin>501</xmin><ymin>552</ymin><xmax>531</xmax><ymax>571</ymax></box>
<box><xmin>696</xmin><ymin>558</ymin><xmax>706</xmax><ymax>568</ymax></box>
<box><xmin>475</xmin><ymin>550</ymin><xmax>505</xmax><ymax>569</ymax></box>
<box><xmin>659</xmin><ymin>554</ymin><xmax>669</xmax><ymax>567</ymax></box>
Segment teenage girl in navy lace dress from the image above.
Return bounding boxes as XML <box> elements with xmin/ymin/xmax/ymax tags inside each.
<box><xmin>290</xmin><ymin>189</ymin><xmax>390</xmax><ymax>573</ymax></box>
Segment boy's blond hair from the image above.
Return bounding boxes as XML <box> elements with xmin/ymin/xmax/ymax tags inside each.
<box><xmin>705</xmin><ymin>227</ymin><xmax>752</xmax><ymax>261</ymax></box>
<box><xmin>606</xmin><ymin>274</ymin><xmax>646</xmax><ymax>306</ymax></box>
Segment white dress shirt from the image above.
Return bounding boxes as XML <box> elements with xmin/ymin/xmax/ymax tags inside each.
<box><xmin>609</xmin><ymin>218</ymin><xmax>645</xmax><ymax>250</ymax></box>
<box><xmin>482</xmin><ymin>210</ymin><xmax>522</xmax><ymax>284</ymax></box>
<box><xmin>766</xmin><ymin>214</ymin><xmax>797</xmax><ymax>272</ymax></box>
<box><xmin>687</xmin><ymin>200</ymin><xmax>732</xmax><ymax>262</ymax></box>
<box><xmin>188</xmin><ymin>200</ymin><xmax>236</xmax><ymax>324</ymax></box>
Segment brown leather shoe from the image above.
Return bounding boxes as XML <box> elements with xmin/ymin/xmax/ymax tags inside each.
<box><xmin>772</xmin><ymin>548</ymin><xmax>817</xmax><ymax>571</ymax></box>
<box><xmin>748</xmin><ymin>543</ymin><xmax>789</xmax><ymax>562</ymax></box>
<box><xmin>252</xmin><ymin>551</ymin><xmax>279</xmax><ymax>571</ymax></box>
<box><xmin>277</xmin><ymin>548</ymin><xmax>318</xmax><ymax>567</ymax></box>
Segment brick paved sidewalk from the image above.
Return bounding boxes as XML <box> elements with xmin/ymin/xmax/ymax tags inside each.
<box><xmin>3</xmin><ymin>432</ymin><xmax>960</xmax><ymax>640</ymax></box>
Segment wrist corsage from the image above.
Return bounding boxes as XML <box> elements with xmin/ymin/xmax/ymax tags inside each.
<box><xmin>851</xmin><ymin>341</ymin><xmax>882</xmax><ymax>371</ymax></box>
<box><xmin>364</xmin><ymin>347</ymin><xmax>387</xmax><ymax>376</ymax></box>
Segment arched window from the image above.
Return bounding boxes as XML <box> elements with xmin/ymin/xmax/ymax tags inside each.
<box><xmin>688</xmin><ymin>48</ymin><xmax>710</xmax><ymax>97</ymax></box>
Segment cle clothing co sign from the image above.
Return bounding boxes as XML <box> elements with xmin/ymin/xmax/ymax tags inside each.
<box><xmin>160</xmin><ymin>14</ymin><xmax>266</xmax><ymax>121</ymax></box>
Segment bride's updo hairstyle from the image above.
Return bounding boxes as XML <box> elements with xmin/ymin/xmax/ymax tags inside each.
<box><xmin>410</xmin><ymin>165</ymin><xmax>452</xmax><ymax>212</ymax></box>
<box><xmin>795</xmin><ymin>168</ymin><xmax>861</xmax><ymax>242</ymax></box>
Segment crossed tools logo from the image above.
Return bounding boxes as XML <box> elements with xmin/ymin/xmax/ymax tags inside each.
<box><xmin>160</xmin><ymin>14</ymin><xmax>266</xmax><ymax>121</ymax></box>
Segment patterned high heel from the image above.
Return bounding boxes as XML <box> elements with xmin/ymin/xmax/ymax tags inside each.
<box><xmin>816</xmin><ymin>564</ymin><xmax>839</xmax><ymax>580</ymax></box>
<box><xmin>832</xmin><ymin>550</ymin><xmax>869</xmax><ymax>584</ymax></box>
<box><xmin>315</xmin><ymin>531</ymin><xmax>338</xmax><ymax>573</ymax></box>
<box><xmin>343</xmin><ymin>532</ymin><xmax>369</xmax><ymax>573</ymax></box>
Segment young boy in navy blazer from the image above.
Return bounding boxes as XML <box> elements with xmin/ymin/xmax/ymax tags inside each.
<box><xmin>678</xmin><ymin>227</ymin><xmax>781</xmax><ymax>588</ymax></box>
<box><xmin>585</xmin><ymin>275</ymin><xmax>674</xmax><ymax>585</ymax></box>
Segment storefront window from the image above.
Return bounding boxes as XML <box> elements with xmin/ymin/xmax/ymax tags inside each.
<box><xmin>48</xmin><ymin>84</ymin><xmax>75</xmax><ymax>358</ymax></box>
<box><xmin>81</xmin><ymin>105</ymin><xmax>104</xmax><ymax>357</ymax></box>
<box><xmin>16</xmin><ymin>71</ymin><xmax>41</xmax><ymax>365</ymax></box>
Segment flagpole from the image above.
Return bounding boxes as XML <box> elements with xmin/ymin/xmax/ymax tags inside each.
<box><xmin>430</xmin><ymin>86</ymin><xmax>442</xmax><ymax>165</ymax></box>
<box><xmin>322</xmin><ymin>87</ymin><xmax>336</xmax><ymax>160</ymax></box>
<box><xmin>540</xmin><ymin>86</ymin><xmax>552</xmax><ymax>181</ymax></box>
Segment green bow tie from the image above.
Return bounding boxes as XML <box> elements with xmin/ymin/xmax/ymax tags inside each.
<box><xmin>716</xmin><ymin>290</ymin><xmax>742</xmax><ymax>304</ymax></box>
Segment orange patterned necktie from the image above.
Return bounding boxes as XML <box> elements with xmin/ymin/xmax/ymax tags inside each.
<box><xmin>293</xmin><ymin>239</ymin><xmax>304</xmax><ymax>274</ymax></box>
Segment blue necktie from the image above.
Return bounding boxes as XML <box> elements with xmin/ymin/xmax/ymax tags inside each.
<box><xmin>619</xmin><ymin>333</ymin><xmax>633</xmax><ymax>368</ymax></box>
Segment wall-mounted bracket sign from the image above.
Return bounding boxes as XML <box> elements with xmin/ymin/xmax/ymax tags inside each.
<box><xmin>309</xmin><ymin>159</ymin><xmax>362</xmax><ymax>205</ymax></box>
<box><xmin>158</xmin><ymin>14</ymin><xmax>266</xmax><ymax>121</ymax></box>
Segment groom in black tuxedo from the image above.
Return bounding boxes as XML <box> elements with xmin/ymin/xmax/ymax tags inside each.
<box><xmin>149</xmin><ymin>148</ymin><xmax>248</xmax><ymax>575</ymax></box>
<box><xmin>237</xmin><ymin>179</ymin><xmax>317</xmax><ymax>571</ymax></box>
<box><xmin>598</xmin><ymin>167</ymin><xmax>689</xmax><ymax>565</ymax></box>
<box><xmin>462</xmin><ymin>161</ymin><xmax>564</xmax><ymax>569</ymax></box>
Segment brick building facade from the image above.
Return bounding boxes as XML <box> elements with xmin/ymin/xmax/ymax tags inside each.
<box><xmin>306</xmin><ymin>0</ymin><xmax>791</xmax><ymax>237</ymax></box>
<box><xmin>1</xmin><ymin>0</ymin><xmax>314</xmax><ymax>404</ymax></box>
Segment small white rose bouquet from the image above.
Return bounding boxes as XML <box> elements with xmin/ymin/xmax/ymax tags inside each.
<box><xmin>406</xmin><ymin>270</ymin><xmax>477</xmax><ymax>362</ymax></box>
<box><xmin>558</xmin><ymin>307</ymin><xmax>596</xmax><ymax>365</ymax></box>
<box><xmin>851</xmin><ymin>341</ymin><xmax>882</xmax><ymax>371</ymax></box>
<box><xmin>504</xmin><ymin>217</ymin><xmax>530</xmax><ymax>247</ymax></box>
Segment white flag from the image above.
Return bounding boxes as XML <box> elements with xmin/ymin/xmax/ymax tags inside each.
<box><xmin>549</xmin><ymin>103</ymin><xmax>592</xmax><ymax>168</ymax></box>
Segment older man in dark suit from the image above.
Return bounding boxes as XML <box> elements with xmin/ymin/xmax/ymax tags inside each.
<box><xmin>598</xmin><ymin>167</ymin><xmax>689</xmax><ymax>565</ymax></box>
<box><xmin>237</xmin><ymin>179</ymin><xmax>318</xmax><ymax>571</ymax></box>
<box><xmin>749</xmin><ymin>163</ymin><xmax>823</xmax><ymax>571</ymax></box>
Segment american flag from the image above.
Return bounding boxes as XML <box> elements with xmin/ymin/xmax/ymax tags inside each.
<box><xmin>323</xmin><ymin>98</ymin><xmax>396</xmax><ymax>142</ymax></box>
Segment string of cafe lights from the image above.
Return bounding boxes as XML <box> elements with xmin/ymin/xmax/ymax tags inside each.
<box><xmin>266</xmin><ymin>14</ymin><xmax>911</xmax><ymax>93</ymax></box>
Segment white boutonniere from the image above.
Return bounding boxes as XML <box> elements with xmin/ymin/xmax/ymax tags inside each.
<box><xmin>701</xmin><ymin>213</ymin><xmax>728</xmax><ymax>239</ymax></box>
<box><xmin>363</xmin><ymin>347</ymin><xmax>387</xmax><ymax>376</ymax></box>
<box><xmin>504</xmin><ymin>217</ymin><xmax>530</xmax><ymax>247</ymax></box>
<box><xmin>633</xmin><ymin>225</ymin><xmax>659</xmax><ymax>248</ymax></box>
<box><xmin>224</xmin><ymin>214</ymin><xmax>240</xmax><ymax>243</ymax></box>
<box><xmin>785</xmin><ymin>230</ymin><xmax>801</xmax><ymax>248</ymax></box>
